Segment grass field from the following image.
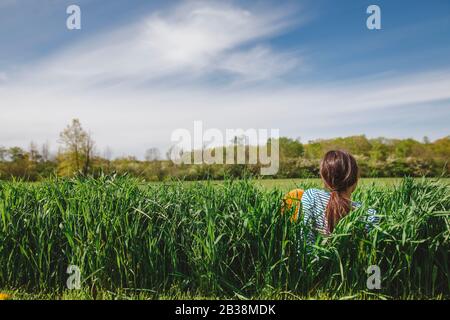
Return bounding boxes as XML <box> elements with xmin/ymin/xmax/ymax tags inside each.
<box><xmin>154</xmin><ymin>178</ymin><xmax>450</xmax><ymax>193</ymax></box>
<box><xmin>0</xmin><ymin>176</ymin><xmax>449</xmax><ymax>300</ymax></box>
<box><xmin>255</xmin><ymin>177</ymin><xmax>449</xmax><ymax>192</ymax></box>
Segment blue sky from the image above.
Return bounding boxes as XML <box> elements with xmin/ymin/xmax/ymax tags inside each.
<box><xmin>1</xmin><ymin>0</ymin><xmax>449</xmax><ymax>158</ymax></box>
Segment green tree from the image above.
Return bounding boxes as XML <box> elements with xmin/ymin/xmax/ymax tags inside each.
<box><xmin>369</xmin><ymin>138</ymin><xmax>390</xmax><ymax>161</ymax></box>
<box><xmin>431</xmin><ymin>136</ymin><xmax>450</xmax><ymax>159</ymax></box>
<box><xmin>279</xmin><ymin>137</ymin><xmax>304</xmax><ymax>158</ymax></box>
<box><xmin>2</xmin><ymin>147</ymin><xmax>35</xmax><ymax>179</ymax></box>
<box><xmin>394</xmin><ymin>139</ymin><xmax>426</xmax><ymax>158</ymax></box>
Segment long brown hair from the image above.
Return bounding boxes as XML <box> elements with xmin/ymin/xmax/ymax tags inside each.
<box><xmin>320</xmin><ymin>150</ymin><xmax>359</xmax><ymax>233</ymax></box>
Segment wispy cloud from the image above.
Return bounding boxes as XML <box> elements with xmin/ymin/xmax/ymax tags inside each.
<box><xmin>218</xmin><ymin>46</ymin><xmax>300</xmax><ymax>83</ymax></box>
<box><xmin>6</xmin><ymin>1</ymin><xmax>301</xmax><ymax>89</ymax></box>
<box><xmin>2</xmin><ymin>67</ymin><xmax>450</xmax><ymax>156</ymax></box>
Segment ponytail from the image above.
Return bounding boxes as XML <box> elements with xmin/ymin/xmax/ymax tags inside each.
<box><xmin>320</xmin><ymin>150</ymin><xmax>359</xmax><ymax>233</ymax></box>
<box><xmin>325</xmin><ymin>191</ymin><xmax>351</xmax><ymax>233</ymax></box>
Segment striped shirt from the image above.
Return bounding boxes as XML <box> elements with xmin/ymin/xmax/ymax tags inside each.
<box><xmin>300</xmin><ymin>188</ymin><xmax>378</xmax><ymax>244</ymax></box>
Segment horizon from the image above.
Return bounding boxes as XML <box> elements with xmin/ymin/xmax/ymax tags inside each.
<box><xmin>1</xmin><ymin>0</ymin><xmax>449</xmax><ymax>159</ymax></box>
<box><xmin>1</xmin><ymin>120</ymin><xmax>447</xmax><ymax>161</ymax></box>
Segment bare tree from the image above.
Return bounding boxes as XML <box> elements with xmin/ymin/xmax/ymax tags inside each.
<box><xmin>41</xmin><ymin>141</ymin><xmax>51</xmax><ymax>162</ymax></box>
<box><xmin>29</xmin><ymin>142</ymin><xmax>41</xmax><ymax>162</ymax></box>
<box><xmin>82</xmin><ymin>132</ymin><xmax>95</xmax><ymax>175</ymax></box>
<box><xmin>145</xmin><ymin>148</ymin><xmax>160</xmax><ymax>162</ymax></box>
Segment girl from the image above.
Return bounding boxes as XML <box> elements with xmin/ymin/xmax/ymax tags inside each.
<box><xmin>283</xmin><ymin>150</ymin><xmax>377</xmax><ymax>243</ymax></box>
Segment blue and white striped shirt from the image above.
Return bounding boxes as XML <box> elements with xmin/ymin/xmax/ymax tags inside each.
<box><xmin>300</xmin><ymin>188</ymin><xmax>378</xmax><ymax>243</ymax></box>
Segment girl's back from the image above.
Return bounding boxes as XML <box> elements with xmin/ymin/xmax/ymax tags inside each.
<box><xmin>301</xmin><ymin>188</ymin><xmax>377</xmax><ymax>240</ymax></box>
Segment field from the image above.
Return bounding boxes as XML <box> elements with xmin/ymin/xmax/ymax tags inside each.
<box><xmin>154</xmin><ymin>178</ymin><xmax>450</xmax><ymax>192</ymax></box>
<box><xmin>0</xmin><ymin>176</ymin><xmax>449</xmax><ymax>300</ymax></box>
<box><xmin>245</xmin><ymin>178</ymin><xmax>448</xmax><ymax>191</ymax></box>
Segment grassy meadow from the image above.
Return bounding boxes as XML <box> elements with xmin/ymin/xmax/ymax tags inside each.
<box><xmin>151</xmin><ymin>177</ymin><xmax>450</xmax><ymax>192</ymax></box>
<box><xmin>0</xmin><ymin>176</ymin><xmax>449</xmax><ymax>300</ymax></box>
<box><xmin>243</xmin><ymin>177</ymin><xmax>448</xmax><ymax>192</ymax></box>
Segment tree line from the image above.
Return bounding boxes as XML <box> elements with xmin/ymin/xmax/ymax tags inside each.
<box><xmin>0</xmin><ymin>119</ymin><xmax>449</xmax><ymax>181</ymax></box>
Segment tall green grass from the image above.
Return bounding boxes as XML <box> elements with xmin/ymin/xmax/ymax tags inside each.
<box><xmin>0</xmin><ymin>176</ymin><xmax>448</xmax><ymax>298</ymax></box>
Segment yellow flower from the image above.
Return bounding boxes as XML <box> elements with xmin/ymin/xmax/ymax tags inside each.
<box><xmin>0</xmin><ymin>293</ymin><xmax>11</xmax><ymax>300</ymax></box>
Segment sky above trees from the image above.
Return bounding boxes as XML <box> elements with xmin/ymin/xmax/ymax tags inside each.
<box><xmin>1</xmin><ymin>0</ymin><xmax>449</xmax><ymax>159</ymax></box>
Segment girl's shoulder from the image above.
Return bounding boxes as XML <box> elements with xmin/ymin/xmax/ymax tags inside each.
<box><xmin>301</xmin><ymin>189</ymin><xmax>330</xmax><ymax>226</ymax></box>
<box><xmin>301</xmin><ymin>188</ymin><xmax>331</xmax><ymax>207</ymax></box>
<box><xmin>302</xmin><ymin>188</ymin><xmax>330</xmax><ymax>200</ymax></box>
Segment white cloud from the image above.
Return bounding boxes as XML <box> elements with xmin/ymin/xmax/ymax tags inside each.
<box><xmin>219</xmin><ymin>46</ymin><xmax>300</xmax><ymax>83</ymax></box>
<box><xmin>1</xmin><ymin>69</ymin><xmax>450</xmax><ymax>157</ymax></box>
<box><xmin>9</xmin><ymin>1</ymin><xmax>300</xmax><ymax>89</ymax></box>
